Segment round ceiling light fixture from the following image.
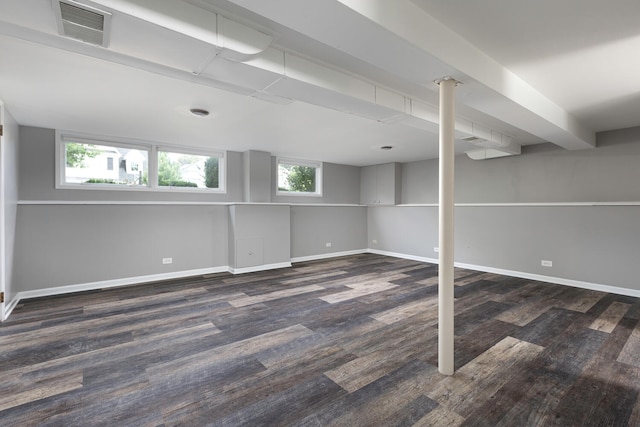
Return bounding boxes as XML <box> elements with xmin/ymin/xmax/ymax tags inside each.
<box><xmin>189</xmin><ymin>108</ymin><xmax>210</xmax><ymax>117</ymax></box>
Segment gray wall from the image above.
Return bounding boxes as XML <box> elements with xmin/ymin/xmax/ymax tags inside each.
<box><xmin>291</xmin><ymin>206</ymin><xmax>367</xmax><ymax>259</ymax></box>
<box><xmin>373</xmin><ymin>126</ymin><xmax>640</xmax><ymax>292</ymax></box>
<box><xmin>369</xmin><ymin>205</ymin><xmax>640</xmax><ymax>290</ymax></box>
<box><xmin>13</xmin><ymin>205</ymin><xmax>229</xmax><ymax>291</ymax></box>
<box><xmin>2</xmin><ymin>108</ymin><xmax>19</xmax><ymax>304</ymax></box>
<box><xmin>12</xmin><ymin>126</ymin><xmax>365</xmax><ymax>296</ymax></box>
<box><xmin>18</xmin><ymin>126</ymin><xmax>362</xmax><ymax>204</ymax></box>
<box><xmin>402</xmin><ymin>127</ymin><xmax>640</xmax><ymax>204</ymax></box>
<box><xmin>229</xmin><ymin>204</ymin><xmax>291</xmax><ymax>268</ymax></box>
<box><xmin>271</xmin><ymin>158</ymin><xmax>361</xmax><ymax>204</ymax></box>
<box><xmin>243</xmin><ymin>150</ymin><xmax>272</xmax><ymax>202</ymax></box>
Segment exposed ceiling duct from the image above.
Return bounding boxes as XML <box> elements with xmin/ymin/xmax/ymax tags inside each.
<box><xmin>44</xmin><ymin>0</ymin><xmax>522</xmax><ymax>160</ymax></box>
<box><xmin>52</xmin><ymin>0</ymin><xmax>112</xmax><ymax>47</ymax></box>
<box><xmin>92</xmin><ymin>0</ymin><xmax>272</xmax><ymax>61</ymax></box>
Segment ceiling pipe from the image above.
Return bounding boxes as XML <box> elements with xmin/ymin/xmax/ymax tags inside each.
<box><xmin>93</xmin><ymin>0</ymin><xmax>272</xmax><ymax>58</ymax></box>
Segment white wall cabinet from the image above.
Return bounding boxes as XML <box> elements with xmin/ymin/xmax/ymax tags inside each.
<box><xmin>360</xmin><ymin>163</ymin><xmax>401</xmax><ymax>205</ymax></box>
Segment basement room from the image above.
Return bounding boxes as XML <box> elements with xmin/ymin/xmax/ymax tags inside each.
<box><xmin>1</xmin><ymin>0</ymin><xmax>640</xmax><ymax>425</ymax></box>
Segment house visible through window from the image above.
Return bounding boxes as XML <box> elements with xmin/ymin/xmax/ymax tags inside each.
<box><xmin>60</xmin><ymin>140</ymin><xmax>149</xmax><ymax>187</ymax></box>
<box><xmin>276</xmin><ymin>158</ymin><xmax>322</xmax><ymax>196</ymax></box>
<box><xmin>56</xmin><ymin>131</ymin><xmax>226</xmax><ymax>192</ymax></box>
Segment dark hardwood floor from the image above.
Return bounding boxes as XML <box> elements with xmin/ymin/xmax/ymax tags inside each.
<box><xmin>2</xmin><ymin>253</ymin><xmax>640</xmax><ymax>426</ymax></box>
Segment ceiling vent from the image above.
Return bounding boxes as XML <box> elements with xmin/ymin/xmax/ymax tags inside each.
<box><xmin>53</xmin><ymin>0</ymin><xmax>112</xmax><ymax>47</ymax></box>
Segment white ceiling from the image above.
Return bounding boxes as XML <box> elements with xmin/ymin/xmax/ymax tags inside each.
<box><xmin>1</xmin><ymin>0</ymin><xmax>639</xmax><ymax>166</ymax></box>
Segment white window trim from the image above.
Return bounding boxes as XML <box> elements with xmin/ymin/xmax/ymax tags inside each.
<box><xmin>55</xmin><ymin>130</ymin><xmax>226</xmax><ymax>193</ymax></box>
<box><xmin>276</xmin><ymin>157</ymin><xmax>323</xmax><ymax>197</ymax></box>
<box><xmin>156</xmin><ymin>146</ymin><xmax>226</xmax><ymax>192</ymax></box>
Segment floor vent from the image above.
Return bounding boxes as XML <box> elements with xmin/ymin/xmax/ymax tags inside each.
<box><xmin>53</xmin><ymin>0</ymin><xmax>111</xmax><ymax>47</ymax></box>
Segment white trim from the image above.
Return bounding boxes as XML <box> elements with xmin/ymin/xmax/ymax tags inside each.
<box><xmin>55</xmin><ymin>130</ymin><xmax>227</xmax><ymax>193</ymax></box>
<box><xmin>452</xmin><ymin>261</ymin><xmax>640</xmax><ymax>298</ymax></box>
<box><xmin>17</xmin><ymin>200</ymin><xmax>366</xmax><ymax>207</ymax></box>
<box><xmin>22</xmin><ymin>200</ymin><xmax>640</xmax><ymax>207</ymax></box>
<box><xmin>367</xmin><ymin>248</ymin><xmax>438</xmax><ymax>264</ymax></box>
<box><xmin>6</xmin><ymin>250</ymin><xmax>640</xmax><ymax>321</ymax></box>
<box><xmin>0</xmin><ymin>100</ymin><xmax>5</xmax><ymax>322</ymax></box>
<box><xmin>366</xmin><ymin>249</ymin><xmax>640</xmax><ymax>299</ymax></box>
<box><xmin>276</xmin><ymin>157</ymin><xmax>323</xmax><ymax>197</ymax></box>
<box><xmin>18</xmin><ymin>200</ymin><xmax>233</xmax><ymax>206</ymax></box>
<box><xmin>156</xmin><ymin>147</ymin><xmax>226</xmax><ymax>193</ymax></box>
<box><xmin>396</xmin><ymin>202</ymin><xmax>640</xmax><ymax>207</ymax></box>
<box><xmin>229</xmin><ymin>262</ymin><xmax>292</xmax><ymax>275</ymax></box>
<box><xmin>4</xmin><ymin>295</ymin><xmax>19</xmax><ymax>320</ymax></box>
<box><xmin>14</xmin><ymin>266</ymin><xmax>230</xmax><ymax>301</ymax></box>
<box><xmin>3</xmin><ymin>261</ymin><xmax>300</xmax><ymax>320</ymax></box>
<box><xmin>291</xmin><ymin>249</ymin><xmax>367</xmax><ymax>263</ymax></box>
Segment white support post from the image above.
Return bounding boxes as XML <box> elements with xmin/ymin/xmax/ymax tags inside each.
<box><xmin>436</xmin><ymin>77</ymin><xmax>458</xmax><ymax>376</ymax></box>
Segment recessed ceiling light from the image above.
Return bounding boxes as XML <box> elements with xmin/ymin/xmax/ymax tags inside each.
<box><xmin>189</xmin><ymin>108</ymin><xmax>210</xmax><ymax>117</ymax></box>
<box><xmin>380</xmin><ymin>145</ymin><xmax>393</xmax><ymax>150</ymax></box>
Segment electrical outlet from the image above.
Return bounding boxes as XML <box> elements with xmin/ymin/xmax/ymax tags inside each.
<box><xmin>325</xmin><ymin>242</ymin><xmax>332</xmax><ymax>247</ymax></box>
<box><xmin>162</xmin><ymin>257</ymin><xmax>173</xmax><ymax>264</ymax></box>
<box><xmin>372</xmin><ymin>239</ymin><xmax>377</xmax><ymax>244</ymax></box>
<box><xmin>541</xmin><ymin>260</ymin><xmax>552</xmax><ymax>267</ymax></box>
<box><xmin>434</xmin><ymin>247</ymin><xmax>439</xmax><ymax>253</ymax></box>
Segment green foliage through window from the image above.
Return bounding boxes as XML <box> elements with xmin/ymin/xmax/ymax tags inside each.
<box><xmin>158</xmin><ymin>151</ymin><xmax>221</xmax><ymax>189</ymax></box>
<box><xmin>277</xmin><ymin>160</ymin><xmax>320</xmax><ymax>194</ymax></box>
<box><xmin>204</xmin><ymin>157</ymin><xmax>219</xmax><ymax>188</ymax></box>
<box><xmin>59</xmin><ymin>134</ymin><xmax>224</xmax><ymax>191</ymax></box>
<box><xmin>66</xmin><ymin>142</ymin><xmax>99</xmax><ymax>167</ymax></box>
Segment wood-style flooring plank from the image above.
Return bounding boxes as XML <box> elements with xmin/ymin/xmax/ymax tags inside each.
<box><xmin>2</xmin><ymin>253</ymin><xmax>639</xmax><ymax>426</ymax></box>
<box><xmin>425</xmin><ymin>336</ymin><xmax>544</xmax><ymax>417</ymax></box>
<box><xmin>589</xmin><ymin>301</ymin><xmax>631</xmax><ymax>333</ymax></box>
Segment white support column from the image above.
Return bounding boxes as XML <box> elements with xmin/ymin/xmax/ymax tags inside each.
<box><xmin>436</xmin><ymin>77</ymin><xmax>458</xmax><ymax>376</ymax></box>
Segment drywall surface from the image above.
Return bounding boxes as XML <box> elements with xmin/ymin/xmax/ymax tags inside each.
<box><xmin>291</xmin><ymin>205</ymin><xmax>367</xmax><ymax>258</ymax></box>
<box><xmin>272</xmin><ymin>159</ymin><xmax>361</xmax><ymax>204</ymax></box>
<box><xmin>228</xmin><ymin>204</ymin><xmax>290</xmax><ymax>268</ymax></box>
<box><xmin>13</xmin><ymin>204</ymin><xmax>229</xmax><ymax>291</ymax></box>
<box><xmin>368</xmin><ymin>205</ymin><xmax>640</xmax><ymax>291</ymax></box>
<box><xmin>402</xmin><ymin>131</ymin><xmax>640</xmax><ymax>204</ymax></box>
<box><xmin>2</xmin><ymin>107</ymin><xmax>19</xmax><ymax>305</ymax></box>
<box><xmin>377</xmin><ymin>127</ymin><xmax>640</xmax><ymax>293</ymax></box>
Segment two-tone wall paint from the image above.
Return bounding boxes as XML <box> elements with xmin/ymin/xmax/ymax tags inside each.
<box><xmin>5</xmin><ymin>126</ymin><xmax>367</xmax><ymax>318</ymax></box>
<box><xmin>370</xmin><ymin>127</ymin><xmax>640</xmax><ymax>295</ymax></box>
<box><xmin>4</xmin><ymin>125</ymin><xmax>640</xmax><ymax>320</ymax></box>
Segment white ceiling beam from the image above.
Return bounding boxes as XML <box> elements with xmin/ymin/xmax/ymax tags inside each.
<box><xmin>335</xmin><ymin>0</ymin><xmax>596</xmax><ymax>150</ymax></box>
<box><xmin>226</xmin><ymin>0</ymin><xmax>595</xmax><ymax>150</ymax></box>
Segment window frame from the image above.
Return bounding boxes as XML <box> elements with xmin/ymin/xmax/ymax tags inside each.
<box><xmin>275</xmin><ymin>157</ymin><xmax>323</xmax><ymax>197</ymax></box>
<box><xmin>55</xmin><ymin>131</ymin><xmax>226</xmax><ymax>193</ymax></box>
<box><xmin>156</xmin><ymin>146</ymin><xmax>226</xmax><ymax>192</ymax></box>
<box><xmin>56</xmin><ymin>132</ymin><xmax>151</xmax><ymax>191</ymax></box>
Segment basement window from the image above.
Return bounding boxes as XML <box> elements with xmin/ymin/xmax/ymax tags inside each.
<box><xmin>157</xmin><ymin>148</ymin><xmax>225</xmax><ymax>192</ymax></box>
<box><xmin>56</xmin><ymin>131</ymin><xmax>226</xmax><ymax>193</ymax></box>
<box><xmin>57</xmin><ymin>135</ymin><xmax>150</xmax><ymax>188</ymax></box>
<box><xmin>276</xmin><ymin>157</ymin><xmax>322</xmax><ymax>196</ymax></box>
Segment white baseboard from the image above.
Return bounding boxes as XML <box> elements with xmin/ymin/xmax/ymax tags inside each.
<box><xmin>291</xmin><ymin>249</ymin><xmax>367</xmax><ymax>263</ymax></box>
<box><xmin>13</xmin><ymin>266</ymin><xmax>231</xmax><ymax>302</ymax></box>
<box><xmin>366</xmin><ymin>248</ymin><xmax>640</xmax><ymax>299</ymax></box>
<box><xmin>367</xmin><ymin>249</ymin><xmax>438</xmax><ymax>265</ymax></box>
<box><xmin>3</xmin><ymin>296</ymin><xmax>20</xmax><ymax>321</ymax></box>
<box><xmin>228</xmin><ymin>262</ymin><xmax>292</xmax><ymax>275</ymax></box>
<box><xmin>6</xmin><ymin>249</ymin><xmax>639</xmax><ymax>322</ymax></box>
